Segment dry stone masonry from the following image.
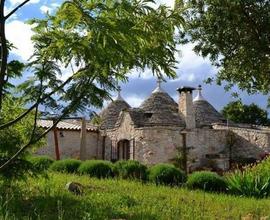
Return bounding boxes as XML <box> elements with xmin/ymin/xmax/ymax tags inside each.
<box><xmin>38</xmin><ymin>82</ymin><xmax>270</xmax><ymax>171</ymax></box>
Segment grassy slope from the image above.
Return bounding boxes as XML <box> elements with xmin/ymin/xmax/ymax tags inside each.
<box><xmin>1</xmin><ymin>173</ymin><xmax>270</xmax><ymax>220</ymax></box>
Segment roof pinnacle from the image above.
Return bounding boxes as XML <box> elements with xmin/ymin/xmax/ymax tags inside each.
<box><xmin>116</xmin><ymin>86</ymin><xmax>124</xmax><ymax>101</ymax></box>
<box><xmin>152</xmin><ymin>77</ymin><xmax>165</xmax><ymax>93</ymax></box>
<box><xmin>193</xmin><ymin>85</ymin><xmax>205</xmax><ymax>101</ymax></box>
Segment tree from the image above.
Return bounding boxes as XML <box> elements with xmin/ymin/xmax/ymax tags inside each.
<box><xmin>0</xmin><ymin>0</ymin><xmax>31</xmax><ymax>109</ymax></box>
<box><xmin>180</xmin><ymin>0</ymin><xmax>270</xmax><ymax>98</ymax></box>
<box><xmin>221</xmin><ymin>101</ymin><xmax>269</xmax><ymax>125</ymax></box>
<box><xmin>0</xmin><ymin>95</ymin><xmax>44</xmax><ymax>183</ymax></box>
<box><xmin>0</xmin><ymin>0</ymin><xmax>184</xmax><ymax>170</ymax></box>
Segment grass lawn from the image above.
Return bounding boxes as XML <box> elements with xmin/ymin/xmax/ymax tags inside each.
<box><xmin>1</xmin><ymin>172</ymin><xmax>270</xmax><ymax>220</ymax></box>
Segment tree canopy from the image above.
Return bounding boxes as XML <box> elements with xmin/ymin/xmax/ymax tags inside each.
<box><xmin>221</xmin><ymin>101</ymin><xmax>269</xmax><ymax>126</ymax></box>
<box><xmin>0</xmin><ymin>96</ymin><xmax>44</xmax><ymax>180</ymax></box>
<box><xmin>180</xmin><ymin>0</ymin><xmax>270</xmax><ymax>98</ymax></box>
<box><xmin>0</xmin><ymin>0</ymin><xmax>184</xmax><ymax>169</ymax></box>
<box><xmin>23</xmin><ymin>0</ymin><xmax>184</xmax><ymax>115</ymax></box>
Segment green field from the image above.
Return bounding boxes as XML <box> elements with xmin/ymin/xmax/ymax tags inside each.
<box><xmin>1</xmin><ymin>173</ymin><xmax>270</xmax><ymax>220</ymax></box>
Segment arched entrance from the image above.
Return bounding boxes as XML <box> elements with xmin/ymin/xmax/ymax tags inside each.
<box><xmin>117</xmin><ymin>139</ymin><xmax>130</xmax><ymax>160</ymax></box>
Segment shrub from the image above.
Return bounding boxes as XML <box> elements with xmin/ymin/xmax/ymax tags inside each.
<box><xmin>186</xmin><ymin>171</ymin><xmax>227</xmax><ymax>192</ymax></box>
<box><xmin>78</xmin><ymin>160</ymin><xmax>113</xmax><ymax>178</ymax></box>
<box><xmin>113</xmin><ymin>160</ymin><xmax>147</xmax><ymax>180</ymax></box>
<box><xmin>28</xmin><ymin>156</ymin><xmax>54</xmax><ymax>171</ymax></box>
<box><xmin>50</xmin><ymin>159</ymin><xmax>82</xmax><ymax>173</ymax></box>
<box><xmin>148</xmin><ymin>163</ymin><xmax>186</xmax><ymax>186</ymax></box>
<box><xmin>226</xmin><ymin>158</ymin><xmax>270</xmax><ymax>198</ymax></box>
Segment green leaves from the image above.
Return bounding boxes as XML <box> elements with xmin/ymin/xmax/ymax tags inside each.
<box><xmin>221</xmin><ymin>100</ymin><xmax>269</xmax><ymax>125</ymax></box>
<box><xmin>182</xmin><ymin>0</ymin><xmax>270</xmax><ymax>96</ymax></box>
<box><xmin>26</xmin><ymin>0</ymin><xmax>184</xmax><ymax>115</ymax></box>
<box><xmin>0</xmin><ymin>96</ymin><xmax>44</xmax><ymax>180</ymax></box>
<box><xmin>226</xmin><ymin>159</ymin><xmax>270</xmax><ymax>198</ymax></box>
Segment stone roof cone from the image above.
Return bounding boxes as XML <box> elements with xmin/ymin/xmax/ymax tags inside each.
<box><xmin>193</xmin><ymin>85</ymin><xmax>225</xmax><ymax>127</ymax></box>
<box><xmin>138</xmin><ymin>79</ymin><xmax>186</xmax><ymax>127</ymax></box>
<box><xmin>99</xmin><ymin>87</ymin><xmax>130</xmax><ymax>129</ymax></box>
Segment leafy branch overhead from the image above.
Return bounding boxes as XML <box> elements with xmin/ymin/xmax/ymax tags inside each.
<box><xmin>0</xmin><ymin>0</ymin><xmax>184</xmax><ymax>170</ymax></box>
<box><xmin>24</xmin><ymin>0</ymin><xmax>184</xmax><ymax>114</ymax></box>
<box><xmin>181</xmin><ymin>0</ymin><xmax>270</xmax><ymax>96</ymax></box>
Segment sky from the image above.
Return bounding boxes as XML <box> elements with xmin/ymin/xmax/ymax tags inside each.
<box><xmin>4</xmin><ymin>0</ymin><xmax>269</xmax><ymax>114</ymax></box>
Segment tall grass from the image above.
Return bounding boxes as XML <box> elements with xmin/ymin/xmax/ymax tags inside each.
<box><xmin>0</xmin><ymin>172</ymin><xmax>269</xmax><ymax>219</ymax></box>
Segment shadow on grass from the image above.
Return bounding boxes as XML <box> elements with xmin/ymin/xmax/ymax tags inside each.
<box><xmin>0</xmin><ymin>192</ymin><xmax>159</xmax><ymax>220</ymax></box>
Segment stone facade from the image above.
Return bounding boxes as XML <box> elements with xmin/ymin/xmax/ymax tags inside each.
<box><xmin>37</xmin><ymin>84</ymin><xmax>270</xmax><ymax>172</ymax></box>
<box><xmin>213</xmin><ymin>124</ymin><xmax>270</xmax><ymax>160</ymax></box>
<box><xmin>36</xmin><ymin>129</ymin><xmax>100</xmax><ymax>160</ymax></box>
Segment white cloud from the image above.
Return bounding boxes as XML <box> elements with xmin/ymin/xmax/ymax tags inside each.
<box><xmin>40</xmin><ymin>5</ymin><xmax>53</xmax><ymax>14</ymax></box>
<box><xmin>40</xmin><ymin>3</ymin><xmax>60</xmax><ymax>14</ymax></box>
<box><xmin>177</xmin><ymin>43</ymin><xmax>211</xmax><ymax>70</ymax></box>
<box><xmin>6</xmin><ymin>20</ymin><xmax>34</xmax><ymax>61</ymax></box>
<box><xmin>155</xmin><ymin>0</ymin><xmax>174</xmax><ymax>8</ymax></box>
<box><xmin>125</xmin><ymin>95</ymin><xmax>144</xmax><ymax>107</ymax></box>
<box><xmin>9</xmin><ymin>0</ymin><xmax>40</xmax><ymax>7</ymax></box>
<box><xmin>170</xmin><ymin>72</ymin><xmax>196</xmax><ymax>82</ymax></box>
<box><xmin>128</xmin><ymin>68</ymin><xmax>155</xmax><ymax>80</ymax></box>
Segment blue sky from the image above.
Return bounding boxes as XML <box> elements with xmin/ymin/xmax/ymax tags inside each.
<box><xmin>5</xmin><ymin>0</ymin><xmax>269</xmax><ymax>113</ymax></box>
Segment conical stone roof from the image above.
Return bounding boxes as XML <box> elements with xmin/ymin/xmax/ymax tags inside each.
<box><xmin>139</xmin><ymin>90</ymin><xmax>185</xmax><ymax>127</ymax></box>
<box><xmin>193</xmin><ymin>87</ymin><xmax>225</xmax><ymax>127</ymax></box>
<box><xmin>99</xmin><ymin>98</ymin><xmax>130</xmax><ymax>129</ymax></box>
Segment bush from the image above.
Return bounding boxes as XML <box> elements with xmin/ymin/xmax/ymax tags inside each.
<box><xmin>186</xmin><ymin>171</ymin><xmax>227</xmax><ymax>192</ymax></box>
<box><xmin>113</xmin><ymin>160</ymin><xmax>147</xmax><ymax>180</ymax></box>
<box><xmin>50</xmin><ymin>159</ymin><xmax>82</xmax><ymax>173</ymax></box>
<box><xmin>226</xmin><ymin>158</ymin><xmax>270</xmax><ymax>198</ymax></box>
<box><xmin>28</xmin><ymin>156</ymin><xmax>54</xmax><ymax>171</ymax></box>
<box><xmin>78</xmin><ymin>160</ymin><xmax>113</xmax><ymax>178</ymax></box>
<box><xmin>148</xmin><ymin>163</ymin><xmax>186</xmax><ymax>186</ymax></box>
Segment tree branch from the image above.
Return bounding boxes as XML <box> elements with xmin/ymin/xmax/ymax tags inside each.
<box><xmin>0</xmin><ymin>111</ymin><xmax>68</xmax><ymax>171</ymax></box>
<box><xmin>0</xmin><ymin>76</ymin><xmax>95</xmax><ymax>171</ymax></box>
<box><xmin>0</xmin><ymin>0</ymin><xmax>8</xmax><ymax>110</ymax></box>
<box><xmin>5</xmin><ymin>0</ymin><xmax>30</xmax><ymax>20</ymax></box>
<box><xmin>29</xmin><ymin>78</ymin><xmax>43</xmax><ymax>142</ymax></box>
<box><xmin>0</xmin><ymin>73</ymin><xmax>74</xmax><ymax>130</ymax></box>
<box><xmin>0</xmin><ymin>65</ymin><xmax>90</xmax><ymax>130</ymax></box>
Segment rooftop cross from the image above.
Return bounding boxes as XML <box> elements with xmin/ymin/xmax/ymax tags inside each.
<box><xmin>152</xmin><ymin>77</ymin><xmax>165</xmax><ymax>93</ymax></box>
<box><xmin>116</xmin><ymin>86</ymin><xmax>124</xmax><ymax>101</ymax></box>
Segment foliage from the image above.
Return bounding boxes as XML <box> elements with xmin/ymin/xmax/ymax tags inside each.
<box><xmin>221</xmin><ymin>101</ymin><xmax>269</xmax><ymax>125</ymax></box>
<box><xmin>22</xmin><ymin>0</ymin><xmax>185</xmax><ymax>115</ymax></box>
<box><xmin>169</xmin><ymin>146</ymin><xmax>187</xmax><ymax>171</ymax></box>
<box><xmin>186</xmin><ymin>171</ymin><xmax>227</xmax><ymax>192</ymax></box>
<box><xmin>28</xmin><ymin>156</ymin><xmax>54</xmax><ymax>172</ymax></box>
<box><xmin>78</xmin><ymin>160</ymin><xmax>113</xmax><ymax>179</ymax></box>
<box><xmin>1</xmin><ymin>172</ymin><xmax>270</xmax><ymax>219</ymax></box>
<box><xmin>0</xmin><ymin>0</ymin><xmax>184</xmax><ymax>172</ymax></box>
<box><xmin>113</xmin><ymin>160</ymin><xmax>147</xmax><ymax>180</ymax></box>
<box><xmin>50</xmin><ymin>159</ymin><xmax>82</xmax><ymax>173</ymax></box>
<box><xmin>148</xmin><ymin>163</ymin><xmax>186</xmax><ymax>186</ymax></box>
<box><xmin>226</xmin><ymin>158</ymin><xmax>270</xmax><ymax>198</ymax></box>
<box><xmin>0</xmin><ymin>96</ymin><xmax>44</xmax><ymax>181</ymax></box>
<box><xmin>181</xmin><ymin>0</ymin><xmax>270</xmax><ymax>97</ymax></box>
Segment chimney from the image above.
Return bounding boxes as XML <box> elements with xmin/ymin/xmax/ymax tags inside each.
<box><xmin>177</xmin><ymin>86</ymin><xmax>196</xmax><ymax>129</ymax></box>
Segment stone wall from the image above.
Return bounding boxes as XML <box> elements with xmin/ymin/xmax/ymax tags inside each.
<box><xmin>186</xmin><ymin>128</ymin><xmax>228</xmax><ymax>171</ymax></box>
<box><xmin>135</xmin><ymin>126</ymin><xmax>183</xmax><ymax>165</ymax></box>
<box><xmin>213</xmin><ymin>124</ymin><xmax>270</xmax><ymax>159</ymax></box>
<box><xmin>104</xmin><ymin>111</ymin><xmax>184</xmax><ymax>165</ymax></box>
<box><xmin>104</xmin><ymin>112</ymin><xmax>141</xmax><ymax>161</ymax></box>
<box><xmin>36</xmin><ymin>130</ymin><xmax>99</xmax><ymax>160</ymax></box>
